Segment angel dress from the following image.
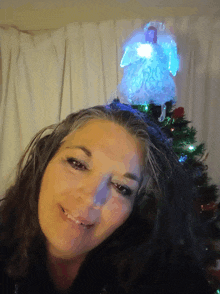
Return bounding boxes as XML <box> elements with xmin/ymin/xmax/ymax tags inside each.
<box><xmin>119</xmin><ymin>42</ymin><xmax>176</xmax><ymax>106</ymax></box>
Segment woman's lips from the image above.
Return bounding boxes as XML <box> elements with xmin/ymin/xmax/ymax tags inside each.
<box><xmin>59</xmin><ymin>205</ymin><xmax>94</xmax><ymax>229</ymax></box>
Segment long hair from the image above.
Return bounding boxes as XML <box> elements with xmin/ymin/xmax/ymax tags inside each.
<box><xmin>0</xmin><ymin>101</ymin><xmax>217</xmax><ymax>291</ymax></box>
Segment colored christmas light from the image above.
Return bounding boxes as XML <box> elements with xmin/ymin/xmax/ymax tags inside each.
<box><xmin>188</xmin><ymin>145</ymin><xmax>195</xmax><ymax>151</ymax></box>
<box><xmin>179</xmin><ymin>155</ymin><xmax>188</xmax><ymax>163</ymax></box>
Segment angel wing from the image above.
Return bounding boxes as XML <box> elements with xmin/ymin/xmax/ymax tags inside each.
<box><xmin>120</xmin><ymin>43</ymin><xmax>143</xmax><ymax>67</ymax></box>
<box><xmin>157</xmin><ymin>33</ymin><xmax>180</xmax><ymax>76</ymax></box>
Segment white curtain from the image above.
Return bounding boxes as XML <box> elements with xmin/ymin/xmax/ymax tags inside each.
<box><xmin>0</xmin><ymin>17</ymin><xmax>220</xmax><ymax>197</ymax></box>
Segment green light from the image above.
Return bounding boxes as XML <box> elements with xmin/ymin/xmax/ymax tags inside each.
<box><xmin>145</xmin><ymin>105</ymin><xmax>149</xmax><ymax>111</ymax></box>
<box><xmin>188</xmin><ymin>145</ymin><xmax>195</xmax><ymax>151</ymax></box>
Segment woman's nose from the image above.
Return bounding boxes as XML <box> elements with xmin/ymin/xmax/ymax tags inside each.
<box><xmin>93</xmin><ymin>180</ymin><xmax>110</xmax><ymax>207</ymax></box>
<box><xmin>74</xmin><ymin>176</ymin><xmax>111</xmax><ymax>224</ymax></box>
<box><xmin>80</xmin><ymin>174</ymin><xmax>111</xmax><ymax>207</ymax></box>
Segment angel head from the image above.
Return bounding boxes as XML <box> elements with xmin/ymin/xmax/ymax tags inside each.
<box><xmin>145</xmin><ymin>26</ymin><xmax>157</xmax><ymax>44</ymax></box>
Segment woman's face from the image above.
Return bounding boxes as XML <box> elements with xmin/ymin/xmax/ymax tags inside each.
<box><xmin>38</xmin><ymin>119</ymin><xmax>143</xmax><ymax>261</ymax></box>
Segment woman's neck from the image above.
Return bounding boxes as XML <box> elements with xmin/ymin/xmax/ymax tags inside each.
<box><xmin>46</xmin><ymin>252</ymin><xmax>87</xmax><ymax>292</ymax></box>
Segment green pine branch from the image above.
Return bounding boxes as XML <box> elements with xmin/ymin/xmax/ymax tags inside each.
<box><xmin>130</xmin><ymin>100</ymin><xmax>219</xmax><ymax>211</ymax></box>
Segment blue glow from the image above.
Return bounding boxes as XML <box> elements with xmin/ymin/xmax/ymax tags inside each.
<box><xmin>119</xmin><ymin>44</ymin><xmax>175</xmax><ymax>105</ymax></box>
<box><xmin>120</xmin><ymin>43</ymin><xmax>142</xmax><ymax>68</ymax></box>
<box><xmin>145</xmin><ymin>105</ymin><xmax>149</xmax><ymax>111</ymax></box>
<box><xmin>170</xmin><ymin>45</ymin><xmax>179</xmax><ymax>76</ymax></box>
<box><xmin>159</xmin><ymin>41</ymin><xmax>179</xmax><ymax>76</ymax></box>
<box><xmin>179</xmin><ymin>155</ymin><xmax>187</xmax><ymax>163</ymax></box>
<box><xmin>137</xmin><ymin>43</ymin><xmax>153</xmax><ymax>58</ymax></box>
<box><xmin>118</xmin><ymin>21</ymin><xmax>179</xmax><ymax>105</ymax></box>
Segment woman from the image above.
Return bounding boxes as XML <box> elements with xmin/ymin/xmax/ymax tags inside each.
<box><xmin>0</xmin><ymin>101</ymin><xmax>218</xmax><ymax>294</ymax></box>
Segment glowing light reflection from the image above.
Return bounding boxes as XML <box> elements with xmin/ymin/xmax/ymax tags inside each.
<box><xmin>137</xmin><ymin>44</ymin><xmax>153</xmax><ymax>58</ymax></box>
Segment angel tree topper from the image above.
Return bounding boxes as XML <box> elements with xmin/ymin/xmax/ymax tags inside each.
<box><xmin>119</xmin><ymin>21</ymin><xmax>180</xmax><ymax>111</ymax></box>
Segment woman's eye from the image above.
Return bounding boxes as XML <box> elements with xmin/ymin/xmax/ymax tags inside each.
<box><xmin>113</xmin><ymin>183</ymin><xmax>132</xmax><ymax>197</ymax></box>
<box><xmin>66</xmin><ymin>158</ymin><xmax>87</xmax><ymax>171</ymax></box>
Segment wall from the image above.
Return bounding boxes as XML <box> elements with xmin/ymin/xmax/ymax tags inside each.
<box><xmin>0</xmin><ymin>0</ymin><xmax>219</xmax><ymax>31</ymax></box>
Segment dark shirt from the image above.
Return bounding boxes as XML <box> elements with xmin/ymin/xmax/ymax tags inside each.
<box><xmin>0</xmin><ymin>243</ymin><xmax>217</xmax><ymax>294</ymax></box>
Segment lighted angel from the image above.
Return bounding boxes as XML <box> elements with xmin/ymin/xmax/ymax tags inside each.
<box><xmin>118</xmin><ymin>21</ymin><xmax>180</xmax><ymax>112</ymax></box>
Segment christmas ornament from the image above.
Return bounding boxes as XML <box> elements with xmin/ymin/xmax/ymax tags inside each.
<box><xmin>172</xmin><ymin>107</ymin><xmax>185</xmax><ymax>120</ymax></box>
<box><xmin>118</xmin><ymin>21</ymin><xmax>180</xmax><ymax>121</ymax></box>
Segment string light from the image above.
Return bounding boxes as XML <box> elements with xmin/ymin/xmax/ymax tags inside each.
<box><xmin>188</xmin><ymin>145</ymin><xmax>195</xmax><ymax>151</ymax></box>
<box><xmin>179</xmin><ymin>155</ymin><xmax>187</xmax><ymax>163</ymax></box>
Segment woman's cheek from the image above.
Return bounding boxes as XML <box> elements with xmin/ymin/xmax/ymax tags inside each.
<box><xmin>93</xmin><ymin>200</ymin><xmax>131</xmax><ymax>240</ymax></box>
<box><xmin>49</xmin><ymin>164</ymin><xmax>78</xmax><ymax>194</ymax></box>
<box><xmin>103</xmin><ymin>196</ymin><xmax>132</xmax><ymax>226</ymax></box>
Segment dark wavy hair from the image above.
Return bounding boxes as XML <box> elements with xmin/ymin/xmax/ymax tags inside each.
<box><xmin>0</xmin><ymin>101</ymin><xmax>218</xmax><ymax>292</ymax></box>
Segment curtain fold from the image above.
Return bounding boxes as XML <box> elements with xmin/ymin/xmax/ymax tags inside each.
<box><xmin>0</xmin><ymin>17</ymin><xmax>220</xmax><ymax>197</ymax></box>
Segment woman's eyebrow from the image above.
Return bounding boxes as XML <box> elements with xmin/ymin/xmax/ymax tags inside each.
<box><xmin>65</xmin><ymin>145</ymin><xmax>140</xmax><ymax>183</ymax></box>
<box><xmin>65</xmin><ymin>145</ymin><xmax>92</xmax><ymax>157</ymax></box>
<box><xmin>123</xmin><ymin>172</ymin><xmax>140</xmax><ymax>183</ymax></box>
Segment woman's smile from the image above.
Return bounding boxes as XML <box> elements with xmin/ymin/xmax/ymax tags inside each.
<box><xmin>59</xmin><ymin>205</ymin><xmax>95</xmax><ymax>230</ymax></box>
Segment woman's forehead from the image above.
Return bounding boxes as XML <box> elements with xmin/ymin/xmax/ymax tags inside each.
<box><xmin>64</xmin><ymin>119</ymin><xmax>142</xmax><ymax>152</ymax></box>
<box><xmin>61</xmin><ymin>119</ymin><xmax>144</xmax><ymax>172</ymax></box>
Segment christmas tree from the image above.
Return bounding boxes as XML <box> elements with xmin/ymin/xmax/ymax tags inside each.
<box><xmin>113</xmin><ymin>98</ymin><xmax>219</xmax><ymax>225</ymax></box>
<box><xmin>115</xmin><ymin>20</ymin><xmax>220</xmax><ymax>291</ymax></box>
<box><xmin>132</xmin><ymin>101</ymin><xmax>219</xmax><ymax>223</ymax></box>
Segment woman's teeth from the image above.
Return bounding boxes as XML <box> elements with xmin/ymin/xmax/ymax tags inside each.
<box><xmin>62</xmin><ymin>208</ymin><xmax>91</xmax><ymax>227</ymax></box>
<box><xmin>64</xmin><ymin>210</ymin><xmax>82</xmax><ymax>224</ymax></box>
